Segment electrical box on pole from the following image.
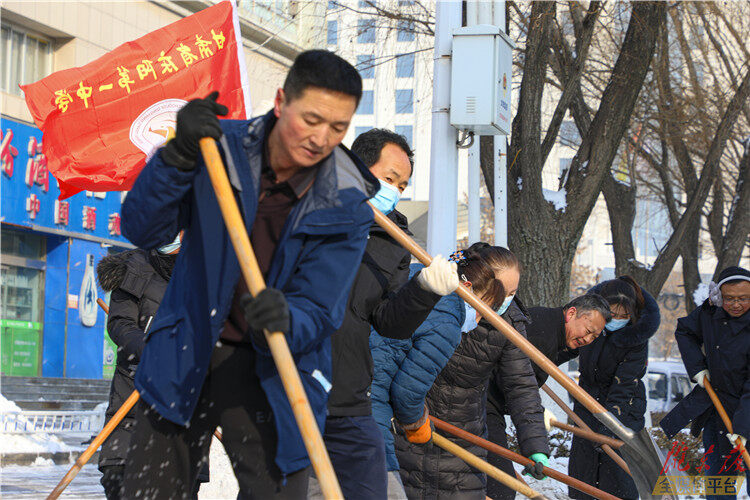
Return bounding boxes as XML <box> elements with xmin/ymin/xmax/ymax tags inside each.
<box><xmin>449</xmin><ymin>25</ymin><xmax>514</xmax><ymax>136</ymax></box>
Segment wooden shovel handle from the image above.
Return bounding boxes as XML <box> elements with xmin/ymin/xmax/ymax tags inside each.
<box><xmin>431</xmin><ymin>417</ymin><xmax>621</xmax><ymax>500</ymax></box>
<box><xmin>370</xmin><ymin>206</ymin><xmax>607</xmax><ymax>418</ymax></box>
<box><xmin>704</xmin><ymin>378</ymin><xmax>750</xmax><ymax>471</ymax></box>
<box><xmin>431</xmin><ymin>433</ymin><xmax>548</xmax><ymax>500</ymax></box>
<box><xmin>542</xmin><ymin>385</ymin><xmax>631</xmax><ymax>475</ymax></box>
<box><xmin>200</xmin><ymin>138</ymin><xmax>342</xmax><ymax>499</ymax></box>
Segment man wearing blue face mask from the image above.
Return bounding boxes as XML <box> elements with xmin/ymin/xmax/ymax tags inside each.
<box><xmin>306</xmin><ymin>129</ymin><xmax>459</xmax><ymax>499</ymax></box>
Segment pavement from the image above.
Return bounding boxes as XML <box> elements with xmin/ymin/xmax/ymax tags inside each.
<box><xmin>1</xmin><ymin>462</ymin><xmax>104</xmax><ymax>498</ymax></box>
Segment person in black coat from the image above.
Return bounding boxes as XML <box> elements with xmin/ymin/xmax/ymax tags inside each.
<box><xmin>396</xmin><ymin>244</ymin><xmax>550</xmax><ymax>499</ymax></box>
<box><xmin>307</xmin><ymin>129</ymin><xmax>459</xmax><ymax>500</ymax></box>
<box><xmin>660</xmin><ymin>266</ymin><xmax>750</xmax><ymax>500</ymax></box>
<box><xmin>568</xmin><ymin>276</ymin><xmax>660</xmax><ymax>500</ymax></box>
<box><xmin>486</xmin><ymin>294</ymin><xmax>612</xmax><ymax>499</ymax></box>
<box><xmin>96</xmin><ymin>234</ymin><xmax>207</xmax><ymax>499</ymax></box>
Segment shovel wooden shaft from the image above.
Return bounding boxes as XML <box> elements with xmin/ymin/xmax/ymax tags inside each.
<box><xmin>542</xmin><ymin>385</ymin><xmax>631</xmax><ymax>475</ymax></box>
<box><xmin>371</xmin><ymin>207</ymin><xmax>608</xmax><ymax>420</ymax></box>
<box><xmin>47</xmin><ymin>390</ymin><xmax>140</xmax><ymax>500</ymax></box>
<box><xmin>551</xmin><ymin>420</ymin><xmax>624</xmax><ymax>449</ymax></box>
<box><xmin>431</xmin><ymin>417</ymin><xmax>621</xmax><ymax>500</ymax></box>
<box><xmin>704</xmin><ymin>378</ymin><xmax>750</xmax><ymax>470</ymax></box>
<box><xmin>200</xmin><ymin>138</ymin><xmax>342</xmax><ymax>499</ymax></box>
<box><xmin>432</xmin><ymin>433</ymin><xmax>549</xmax><ymax>500</ymax></box>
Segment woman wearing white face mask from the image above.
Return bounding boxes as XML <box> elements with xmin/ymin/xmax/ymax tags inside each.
<box><xmin>370</xmin><ymin>242</ymin><xmax>550</xmax><ymax>499</ymax></box>
<box><xmin>568</xmin><ymin>276</ymin><xmax>660</xmax><ymax>500</ymax></box>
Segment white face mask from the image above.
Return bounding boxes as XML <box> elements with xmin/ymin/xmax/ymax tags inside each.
<box><xmin>158</xmin><ymin>233</ymin><xmax>181</xmax><ymax>254</ymax></box>
<box><xmin>496</xmin><ymin>295</ymin><xmax>514</xmax><ymax>316</ymax></box>
<box><xmin>462</xmin><ymin>302</ymin><xmax>478</xmax><ymax>333</ymax></box>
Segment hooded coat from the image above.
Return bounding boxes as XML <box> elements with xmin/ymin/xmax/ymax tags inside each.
<box><xmin>396</xmin><ymin>299</ymin><xmax>549</xmax><ymax>499</ymax></box>
<box><xmin>568</xmin><ymin>289</ymin><xmax>660</xmax><ymax>500</ymax></box>
<box><xmin>96</xmin><ymin>249</ymin><xmax>174</xmax><ymax>468</ymax></box>
<box><xmin>121</xmin><ymin>111</ymin><xmax>378</xmax><ymax>474</ymax></box>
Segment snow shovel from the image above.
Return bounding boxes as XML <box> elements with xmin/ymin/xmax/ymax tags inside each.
<box><xmin>704</xmin><ymin>378</ymin><xmax>750</xmax><ymax>470</ymax></box>
<box><xmin>431</xmin><ymin>416</ymin><xmax>621</xmax><ymax>500</ymax></box>
<box><xmin>432</xmin><ymin>432</ymin><xmax>551</xmax><ymax>499</ymax></box>
<box><xmin>199</xmin><ymin>138</ymin><xmax>342</xmax><ymax>499</ymax></box>
<box><xmin>370</xmin><ymin>205</ymin><xmax>671</xmax><ymax>500</ymax></box>
<box><xmin>542</xmin><ymin>384</ymin><xmax>630</xmax><ymax>475</ymax></box>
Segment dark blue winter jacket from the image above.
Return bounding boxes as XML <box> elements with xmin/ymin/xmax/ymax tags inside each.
<box><xmin>660</xmin><ymin>301</ymin><xmax>750</xmax><ymax>440</ymax></box>
<box><xmin>121</xmin><ymin>111</ymin><xmax>377</xmax><ymax>474</ymax></box>
<box><xmin>370</xmin><ymin>264</ymin><xmax>465</xmax><ymax>471</ymax></box>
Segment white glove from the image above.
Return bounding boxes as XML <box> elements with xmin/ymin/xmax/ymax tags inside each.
<box><xmin>543</xmin><ymin>408</ymin><xmax>556</xmax><ymax>432</ymax></box>
<box><xmin>693</xmin><ymin>369</ymin><xmax>709</xmax><ymax>388</ymax></box>
<box><xmin>727</xmin><ymin>433</ymin><xmax>747</xmax><ymax>449</ymax></box>
<box><xmin>416</xmin><ymin>255</ymin><xmax>459</xmax><ymax>296</ymax></box>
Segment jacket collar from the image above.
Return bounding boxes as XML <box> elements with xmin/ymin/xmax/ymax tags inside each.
<box><xmin>369</xmin><ymin>209</ymin><xmax>411</xmax><ymax>235</ymax></box>
<box><xmin>712</xmin><ymin>304</ymin><xmax>750</xmax><ymax>335</ymax></box>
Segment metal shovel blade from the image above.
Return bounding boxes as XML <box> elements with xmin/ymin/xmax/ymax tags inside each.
<box><xmin>595</xmin><ymin>412</ymin><xmax>676</xmax><ymax>500</ymax></box>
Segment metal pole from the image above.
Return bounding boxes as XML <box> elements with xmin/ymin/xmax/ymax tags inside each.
<box><xmin>426</xmin><ymin>0</ymin><xmax>462</xmax><ymax>257</ymax></box>
<box><xmin>466</xmin><ymin>0</ymin><xmax>481</xmax><ymax>245</ymax></box>
<box><xmin>493</xmin><ymin>0</ymin><xmax>508</xmax><ymax>247</ymax></box>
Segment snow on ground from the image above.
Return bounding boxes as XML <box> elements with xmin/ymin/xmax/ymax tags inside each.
<box><xmin>0</xmin><ymin>395</ymin><xmax>73</xmax><ymax>454</ymax></box>
<box><xmin>522</xmin><ymin>455</ymin><xmax>570</xmax><ymax>499</ymax></box>
<box><xmin>198</xmin><ymin>435</ymin><xmax>239</xmax><ymax>499</ymax></box>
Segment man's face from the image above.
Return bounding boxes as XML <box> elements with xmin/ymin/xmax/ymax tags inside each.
<box><xmin>721</xmin><ymin>281</ymin><xmax>750</xmax><ymax>318</ymax></box>
<box><xmin>368</xmin><ymin>143</ymin><xmax>412</xmax><ymax>193</ymax></box>
<box><xmin>564</xmin><ymin>307</ymin><xmax>607</xmax><ymax>349</ymax></box>
<box><xmin>273</xmin><ymin>86</ymin><xmax>357</xmax><ymax>168</ymax></box>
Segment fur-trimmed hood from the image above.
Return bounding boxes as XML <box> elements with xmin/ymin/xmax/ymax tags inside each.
<box><xmin>97</xmin><ymin>249</ymin><xmax>142</xmax><ymax>292</ymax></box>
<box><xmin>588</xmin><ymin>283</ymin><xmax>661</xmax><ymax>347</ymax></box>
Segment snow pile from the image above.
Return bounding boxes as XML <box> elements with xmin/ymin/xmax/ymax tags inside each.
<box><xmin>0</xmin><ymin>394</ymin><xmax>72</xmax><ymax>454</ymax></box>
<box><xmin>523</xmin><ymin>455</ymin><xmax>570</xmax><ymax>499</ymax></box>
<box><xmin>693</xmin><ymin>282</ymin><xmax>710</xmax><ymax>305</ymax></box>
<box><xmin>542</xmin><ymin>188</ymin><xmax>567</xmax><ymax>212</ymax></box>
<box><xmin>198</xmin><ymin>434</ymin><xmax>239</xmax><ymax>499</ymax></box>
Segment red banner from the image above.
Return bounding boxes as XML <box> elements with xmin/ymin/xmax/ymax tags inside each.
<box><xmin>22</xmin><ymin>1</ymin><xmax>250</xmax><ymax>199</ymax></box>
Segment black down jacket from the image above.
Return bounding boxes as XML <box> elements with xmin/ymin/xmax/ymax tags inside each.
<box><xmin>396</xmin><ymin>300</ymin><xmax>549</xmax><ymax>499</ymax></box>
<box><xmin>568</xmin><ymin>289</ymin><xmax>660</xmax><ymax>500</ymax></box>
<box><xmin>328</xmin><ymin>210</ymin><xmax>440</xmax><ymax>417</ymax></box>
<box><xmin>96</xmin><ymin>249</ymin><xmax>174</xmax><ymax>468</ymax></box>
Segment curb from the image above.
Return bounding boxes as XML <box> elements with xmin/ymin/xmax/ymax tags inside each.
<box><xmin>1</xmin><ymin>450</ymin><xmax>95</xmax><ymax>466</ymax></box>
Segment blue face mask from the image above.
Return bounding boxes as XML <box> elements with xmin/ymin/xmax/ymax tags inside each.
<box><xmin>496</xmin><ymin>295</ymin><xmax>514</xmax><ymax>316</ymax></box>
<box><xmin>462</xmin><ymin>302</ymin><xmax>478</xmax><ymax>333</ymax></box>
<box><xmin>605</xmin><ymin>318</ymin><xmax>629</xmax><ymax>332</ymax></box>
<box><xmin>370</xmin><ymin>180</ymin><xmax>401</xmax><ymax>215</ymax></box>
<box><xmin>158</xmin><ymin>234</ymin><xmax>181</xmax><ymax>254</ymax></box>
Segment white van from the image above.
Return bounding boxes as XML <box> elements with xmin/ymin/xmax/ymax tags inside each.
<box><xmin>645</xmin><ymin>360</ymin><xmax>693</xmax><ymax>415</ymax></box>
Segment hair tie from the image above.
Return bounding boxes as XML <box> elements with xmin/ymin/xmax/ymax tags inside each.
<box><xmin>449</xmin><ymin>250</ymin><xmax>466</xmax><ymax>264</ymax></box>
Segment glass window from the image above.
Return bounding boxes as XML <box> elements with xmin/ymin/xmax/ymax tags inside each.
<box><xmin>327</xmin><ymin>20</ymin><xmax>338</xmax><ymax>46</ymax></box>
<box><xmin>559</xmin><ymin>158</ymin><xmax>572</xmax><ymax>177</ymax></box>
<box><xmin>357</xmin><ymin>90</ymin><xmax>374</xmax><ymax>115</ymax></box>
<box><xmin>395</xmin><ymin>89</ymin><xmax>413</xmax><ymax>114</ymax></box>
<box><xmin>1</xmin><ymin>229</ymin><xmax>45</xmax><ymax>325</ymax></box>
<box><xmin>327</xmin><ymin>1</ymin><xmax>338</xmax><ymax>9</ymax></box>
<box><xmin>647</xmin><ymin>372</ymin><xmax>667</xmax><ymax>401</ymax></box>
<box><xmin>358</xmin><ymin>19</ymin><xmax>376</xmax><ymax>43</ymax></box>
<box><xmin>355</xmin><ymin>126</ymin><xmax>372</xmax><ymax>138</ymax></box>
<box><xmin>1</xmin><ymin>24</ymin><xmax>52</xmax><ymax>96</ymax></box>
<box><xmin>1</xmin><ymin>229</ymin><xmax>45</xmax><ymax>259</ymax></box>
<box><xmin>397</xmin><ymin>20</ymin><xmax>415</xmax><ymax>42</ymax></box>
<box><xmin>670</xmin><ymin>375</ymin><xmax>691</xmax><ymax>403</ymax></box>
<box><xmin>398</xmin><ymin>0</ymin><xmax>415</xmax><ymax>5</ymax></box>
<box><xmin>559</xmin><ymin>120</ymin><xmax>581</xmax><ymax>147</ymax></box>
<box><xmin>359</xmin><ymin>0</ymin><xmax>376</xmax><ymax>8</ymax></box>
<box><xmin>395</xmin><ymin>125</ymin><xmax>413</xmax><ymax>148</ymax></box>
<box><xmin>396</xmin><ymin>53</ymin><xmax>415</xmax><ymax>78</ymax></box>
<box><xmin>356</xmin><ymin>56</ymin><xmax>375</xmax><ymax>79</ymax></box>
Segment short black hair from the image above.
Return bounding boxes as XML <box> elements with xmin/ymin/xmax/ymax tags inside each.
<box><xmin>564</xmin><ymin>294</ymin><xmax>612</xmax><ymax>323</ymax></box>
<box><xmin>283</xmin><ymin>50</ymin><xmax>362</xmax><ymax>104</ymax></box>
<box><xmin>351</xmin><ymin>128</ymin><xmax>414</xmax><ymax>175</ymax></box>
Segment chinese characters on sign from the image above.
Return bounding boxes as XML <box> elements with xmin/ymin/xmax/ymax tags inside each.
<box><xmin>25</xmin><ymin>136</ymin><xmax>49</xmax><ymax>192</ymax></box>
<box><xmin>82</xmin><ymin>206</ymin><xmax>96</xmax><ymax>231</ymax></box>
<box><xmin>55</xmin><ymin>200</ymin><xmax>70</xmax><ymax>226</ymax></box>
<box><xmin>26</xmin><ymin>194</ymin><xmax>40</xmax><ymax>219</ymax></box>
<box><xmin>54</xmin><ymin>28</ymin><xmax>227</xmax><ymax>114</ymax></box>
<box><xmin>1</xmin><ymin>128</ymin><xmax>19</xmax><ymax>177</ymax></box>
<box><xmin>108</xmin><ymin>213</ymin><xmax>121</xmax><ymax>236</ymax></box>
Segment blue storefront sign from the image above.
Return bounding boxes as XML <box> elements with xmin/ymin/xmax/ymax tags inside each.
<box><xmin>2</xmin><ymin>116</ymin><xmax>132</xmax><ymax>379</ymax></box>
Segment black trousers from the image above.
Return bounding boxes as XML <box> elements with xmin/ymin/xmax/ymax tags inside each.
<box><xmin>122</xmin><ymin>341</ymin><xmax>310</xmax><ymax>499</ymax></box>
<box><xmin>101</xmin><ymin>465</ymin><xmax>206</xmax><ymax>500</ymax></box>
<box><xmin>486</xmin><ymin>409</ymin><xmax>519</xmax><ymax>500</ymax></box>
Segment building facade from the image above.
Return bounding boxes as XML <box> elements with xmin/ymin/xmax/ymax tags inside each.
<box><xmin>1</xmin><ymin>0</ymin><xmax>315</xmax><ymax>379</ymax></box>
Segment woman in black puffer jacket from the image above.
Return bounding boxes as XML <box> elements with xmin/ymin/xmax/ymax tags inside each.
<box><xmin>395</xmin><ymin>244</ymin><xmax>549</xmax><ymax>499</ymax></box>
<box><xmin>569</xmin><ymin>275</ymin><xmax>660</xmax><ymax>500</ymax></box>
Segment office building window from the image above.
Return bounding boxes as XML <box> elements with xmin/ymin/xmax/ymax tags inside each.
<box><xmin>356</xmin><ymin>56</ymin><xmax>375</xmax><ymax>79</ymax></box>
<box><xmin>357</xmin><ymin>19</ymin><xmax>376</xmax><ymax>43</ymax></box>
<box><xmin>395</xmin><ymin>125</ymin><xmax>413</xmax><ymax>148</ymax></box>
<box><xmin>396</xmin><ymin>53</ymin><xmax>414</xmax><ymax>78</ymax></box>
<box><xmin>559</xmin><ymin>158</ymin><xmax>572</xmax><ymax>178</ymax></box>
<box><xmin>397</xmin><ymin>20</ymin><xmax>415</xmax><ymax>42</ymax></box>
<box><xmin>357</xmin><ymin>90</ymin><xmax>374</xmax><ymax>115</ymax></box>
<box><xmin>355</xmin><ymin>126</ymin><xmax>372</xmax><ymax>138</ymax></box>
<box><xmin>1</xmin><ymin>25</ymin><xmax>52</xmax><ymax>96</ymax></box>
<box><xmin>359</xmin><ymin>0</ymin><xmax>377</xmax><ymax>8</ymax></box>
<box><xmin>559</xmin><ymin>120</ymin><xmax>581</xmax><ymax>147</ymax></box>
<box><xmin>327</xmin><ymin>1</ymin><xmax>338</xmax><ymax>9</ymax></box>
<box><xmin>395</xmin><ymin>89</ymin><xmax>413</xmax><ymax>114</ymax></box>
<box><xmin>327</xmin><ymin>20</ymin><xmax>338</xmax><ymax>46</ymax></box>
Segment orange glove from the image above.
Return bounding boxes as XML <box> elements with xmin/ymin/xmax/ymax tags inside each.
<box><xmin>400</xmin><ymin>406</ymin><xmax>433</xmax><ymax>444</ymax></box>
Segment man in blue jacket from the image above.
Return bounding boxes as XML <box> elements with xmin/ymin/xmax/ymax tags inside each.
<box><xmin>661</xmin><ymin>266</ymin><xmax>750</xmax><ymax>499</ymax></box>
<box><xmin>120</xmin><ymin>50</ymin><xmax>378</xmax><ymax>499</ymax></box>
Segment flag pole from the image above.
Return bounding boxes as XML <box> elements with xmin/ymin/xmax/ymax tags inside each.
<box><xmin>199</xmin><ymin>138</ymin><xmax>342</xmax><ymax>499</ymax></box>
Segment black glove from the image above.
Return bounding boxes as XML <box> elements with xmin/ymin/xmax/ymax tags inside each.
<box><xmin>523</xmin><ymin>460</ymin><xmax>546</xmax><ymax>480</ymax></box>
<box><xmin>240</xmin><ymin>289</ymin><xmax>290</xmax><ymax>349</ymax></box>
<box><xmin>162</xmin><ymin>91</ymin><xmax>228</xmax><ymax>170</ymax></box>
